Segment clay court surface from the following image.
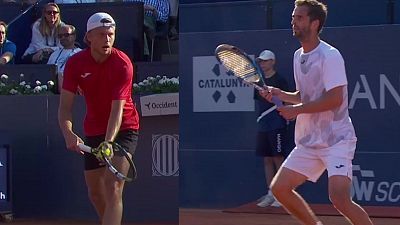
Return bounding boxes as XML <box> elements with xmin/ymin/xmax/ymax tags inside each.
<box><xmin>0</xmin><ymin>219</ymin><xmax>176</xmax><ymax>225</ymax></box>
<box><xmin>4</xmin><ymin>208</ymin><xmax>400</xmax><ymax>225</ymax></box>
<box><xmin>179</xmin><ymin>208</ymin><xmax>400</xmax><ymax>225</ymax></box>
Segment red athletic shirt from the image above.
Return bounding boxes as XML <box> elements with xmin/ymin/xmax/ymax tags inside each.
<box><xmin>63</xmin><ymin>48</ymin><xmax>139</xmax><ymax>136</ymax></box>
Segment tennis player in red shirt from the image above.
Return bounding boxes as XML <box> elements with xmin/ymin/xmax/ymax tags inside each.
<box><xmin>58</xmin><ymin>12</ymin><xmax>139</xmax><ymax>225</ymax></box>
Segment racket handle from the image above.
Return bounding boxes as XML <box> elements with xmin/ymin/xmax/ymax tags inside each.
<box><xmin>78</xmin><ymin>143</ymin><xmax>91</xmax><ymax>153</ymax></box>
<box><xmin>253</xmin><ymin>84</ymin><xmax>282</xmax><ymax>106</ymax></box>
<box><xmin>253</xmin><ymin>84</ymin><xmax>265</xmax><ymax>91</ymax></box>
<box><xmin>272</xmin><ymin>96</ymin><xmax>283</xmax><ymax>107</ymax></box>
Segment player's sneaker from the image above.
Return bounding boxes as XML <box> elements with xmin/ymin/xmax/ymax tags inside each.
<box><xmin>256</xmin><ymin>194</ymin><xmax>275</xmax><ymax>207</ymax></box>
<box><xmin>270</xmin><ymin>199</ymin><xmax>281</xmax><ymax>207</ymax></box>
<box><xmin>257</xmin><ymin>194</ymin><xmax>267</xmax><ymax>202</ymax></box>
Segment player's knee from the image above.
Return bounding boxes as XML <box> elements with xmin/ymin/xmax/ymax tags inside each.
<box><xmin>104</xmin><ymin>181</ymin><xmax>124</xmax><ymax>203</ymax></box>
<box><xmin>270</xmin><ymin>180</ymin><xmax>289</xmax><ymax>198</ymax></box>
<box><xmin>329</xmin><ymin>192</ymin><xmax>351</xmax><ymax>211</ymax></box>
<box><xmin>87</xmin><ymin>188</ymin><xmax>104</xmax><ymax>205</ymax></box>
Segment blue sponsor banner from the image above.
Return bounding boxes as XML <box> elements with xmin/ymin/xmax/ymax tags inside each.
<box><xmin>0</xmin><ymin>95</ymin><xmax>178</xmax><ymax>222</ymax></box>
<box><xmin>351</xmin><ymin>155</ymin><xmax>400</xmax><ymax>205</ymax></box>
<box><xmin>0</xmin><ymin>145</ymin><xmax>11</xmax><ymax>212</ymax></box>
<box><xmin>181</xmin><ymin>0</ymin><xmax>391</xmax><ymax>33</ymax></box>
<box><xmin>180</xmin><ymin>25</ymin><xmax>400</xmax><ymax>207</ymax></box>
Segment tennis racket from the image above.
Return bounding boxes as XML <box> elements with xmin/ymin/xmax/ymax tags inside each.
<box><xmin>215</xmin><ymin>44</ymin><xmax>283</xmax><ymax>106</ymax></box>
<box><xmin>78</xmin><ymin>142</ymin><xmax>137</xmax><ymax>182</ymax></box>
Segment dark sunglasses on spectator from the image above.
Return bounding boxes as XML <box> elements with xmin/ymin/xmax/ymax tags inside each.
<box><xmin>58</xmin><ymin>33</ymin><xmax>74</xmax><ymax>38</ymax></box>
<box><xmin>46</xmin><ymin>11</ymin><xmax>59</xmax><ymax>16</ymax></box>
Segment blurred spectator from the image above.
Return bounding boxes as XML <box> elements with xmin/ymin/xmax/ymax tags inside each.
<box><xmin>0</xmin><ymin>21</ymin><xmax>16</xmax><ymax>64</ymax></box>
<box><xmin>22</xmin><ymin>0</ymin><xmax>39</xmax><ymax>5</ymax></box>
<box><xmin>143</xmin><ymin>0</ymin><xmax>170</xmax><ymax>25</ymax></box>
<box><xmin>1</xmin><ymin>0</ymin><xmax>17</xmax><ymax>3</ymax></box>
<box><xmin>168</xmin><ymin>0</ymin><xmax>178</xmax><ymax>39</ymax></box>
<box><xmin>54</xmin><ymin>0</ymin><xmax>95</xmax><ymax>4</ymax></box>
<box><xmin>47</xmin><ymin>24</ymin><xmax>81</xmax><ymax>91</ymax></box>
<box><xmin>124</xmin><ymin>0</ymin><xmax>170</xmax><ymax>59</ymax></box>
<box><xmin>125</xmin><ymin>0</ymin><xmax>170</xmax><ymax>25</ymax></box>
<box><xmin>22</xmin><ymin>2</ymin><xmax>63</xmax><ymax>64</ymax></box>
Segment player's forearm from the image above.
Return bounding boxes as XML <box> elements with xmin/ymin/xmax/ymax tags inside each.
<box><xmin>58</xmin><ymin>90</ymin><xmax>76</xmax><ymax>138</ymax></box>
<box><xmin>105</xmin><ymin>100</ymin><xmax>125</xmax><ymax>142</ymax></box>
<box><xmin>0</xmin><ymin>52</ymin><xmax>13</xmax><ymax>64</ymax></box>
<box><xmin>58</xmin><ymin>110</ymin><xmax>74</xmax><ymax>137</ymax></box>
<box><xmin>280</xmin><ymin>90</ymin><xmax>301</xmax><ymax>104</ymax></box>
<box><xmin>297</xmin><ymin>86</ymin><xmax>343</xmax><ymax>114</ymax></box>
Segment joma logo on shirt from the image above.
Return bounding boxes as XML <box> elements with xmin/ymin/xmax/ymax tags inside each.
<box><xmin>81</xmin><ymin>73</ymin><xmax>91</xmax><ymax>78</ymax></box>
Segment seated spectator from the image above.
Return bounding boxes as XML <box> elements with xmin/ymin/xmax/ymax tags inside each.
<box><xmin>47</xmin><ymin>24</ymin><xmax>81</xmax><ymax>91</ymax></box>
<box><xmin>124</xmin><ymin>0</ymin><xmax>170</xmax><ymax>59</ymax></box>
<box><xmin>2</xmin><ymin>0</ymin><xmax>17</xmax><ymax>3</ymax></box>
<box><xmin>168</xmin><ymin>0</ymin><xmax>178</xmax><ymax>39</ymax></box>
<box><xmin>54</xmin><ymin>0</ymin><xmax>95</xmax><ymax>4</ymax></box>
<box><xmin>142</xmin><ymin>0</ymin><xmax>170</xmax><ymax>27</ymax></box>
<box><xmin>22</xmin><ymin>3</ymin><xmax>63</xmax><ymax>64</ymax></box>
<box><xmin>22</xmin><ymin>0</ymin><xmax>38</xmax><ymax>5</ymax></box>
<box><xmin>0</xmin><ymin>21</ymin><xmax>16</xmax><ymax>64</ymax></box>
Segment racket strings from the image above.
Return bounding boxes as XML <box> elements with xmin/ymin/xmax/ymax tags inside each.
<box><xmin>217</xmin><ymin>50</ymin><xmax>260</xmax><ymax>83</ymax></box>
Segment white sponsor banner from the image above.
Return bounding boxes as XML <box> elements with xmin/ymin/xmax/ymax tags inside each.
<box><xmin>139</xmin><ymin>93</ymin><xmax>179</xmax><ymax>116</ymax></box>
<box><xmin>193</xmin><ymin>56</ymin><xmax>255</xmax><ymax>112</ymax></box>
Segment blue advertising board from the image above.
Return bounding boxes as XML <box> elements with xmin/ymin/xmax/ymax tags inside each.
<box><xmin>181</xmin><ymin>0</ymin><xmax>391</xmax><ymax>33</ymax></box>
<box><xmin>0</xmin><ymin>145</ymin><xmax>11</xmax><ymax>213</ymax></box>
<box><xmin>0</xmin><ymin>94</ymin><xmax>178</xmax><ymax>222</ymax></box>
<box><xmin>180</xmin><ymin>25</ymin><xmax>400</xmax><ymax>207</ymax></box>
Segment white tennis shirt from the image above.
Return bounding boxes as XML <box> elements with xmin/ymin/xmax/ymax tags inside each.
<box><xmin>48</xmin><ymin>47</ymin><xmax>82</xmax><ymax>74</ymax></box>
<box><xmin>293</xmin><ymin>40</ymin><xmax>356</xmax><ymax>150</ymax></box>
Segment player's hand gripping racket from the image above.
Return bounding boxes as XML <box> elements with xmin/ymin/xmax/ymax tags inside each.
<box><xmin>78</xmin><ymin>141</ymin><xmax>137</xmax><ymax>182</ymax></box>
<box><xmin>215</xmin><ymin>44</ymin><xmax>283</xmax><ymax>106</ymax></box>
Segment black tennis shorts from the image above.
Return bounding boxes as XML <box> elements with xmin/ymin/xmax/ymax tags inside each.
<box><xmin>256</xmin><ymin>128</ymin><xmax>286</xmax><ymax>157</ymax></box>
<box><xmin>84</xmin><ymin>129</ymin><xmax>139</xmax><ymax>171</ymax></box>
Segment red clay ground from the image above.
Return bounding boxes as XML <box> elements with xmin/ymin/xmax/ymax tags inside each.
<box><xmin>4</xmin><ymin>208</ymin><xmax>400</xmax><ymax>224</ymax></box>
<box><xmin>0</xmin><ymin>218</ymin><xmax>176</xmax><ymax>225</ymax></box>
<box><xmin>179</xmin><ymin>208</ymin><xmax>400</xmax><ymax>225</ymax></box>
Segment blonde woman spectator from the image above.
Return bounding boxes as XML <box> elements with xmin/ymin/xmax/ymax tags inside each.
<box><xmin>22</xmin><ymin>3</ymin><xmax>63</xmax><ymax>64</ymax></box>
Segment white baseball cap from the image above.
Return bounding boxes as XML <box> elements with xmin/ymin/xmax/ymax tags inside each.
<box><xmin>257</xmin><ymin>50</ymin><xmax>275</xmax><ymax>61</ymax></box>
<box><xmin>86</xmin><ymin>12</ymin><xmax>116</xmax><ymax>33</ymax></box>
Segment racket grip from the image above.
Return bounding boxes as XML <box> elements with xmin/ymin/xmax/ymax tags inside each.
<box><xmin>78</xmin><ymin>143</ymin><xmax>91</xmax><ymax>153</ymax></box>
<box><xmin>272</xmin><ymin>96</ymin><xmax>283</xmax><ymax>107</ymax></box>
<box><xmin>253</xmin><ymin>84</ymin><xmax>265</xmax><ymax>91</ymax></box>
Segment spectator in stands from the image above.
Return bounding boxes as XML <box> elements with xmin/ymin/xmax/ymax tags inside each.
<box><xmin>168</xmin><ymin>0</ymin><xmax>178</xmax><ymax>39</ymax></box>
<box><xmin>2</xmin><ymin>0</ymin><xmax>17</xmax><ymax>3</ymax></box>
<box><xmin>124</xmin><ymin>0</ymin><xmax>170</xmax><ymax>60</ymax></box>
<box><xmin>0</xmin><ymin>21</ymin><xmax>16</xmax><ymax>64</ymax></box>
<box><xmin>125</xmin><ymin>0</ymin><xmax>170</xmax><ymax>28</ymax></box>
<box><xmin>54</xmin><ymin>0</ymin><xmax>95</xmax><ymax>4</ymax></box>
<box><xmin>22</xmin><ymin>0</ymin><xmax>37</xmax><ymax>4</ymax></box>
<box><xmin>47</xmin><ymin>24</ymin><xmax>81</xmax><ymax>91</ymax></box>
<box><xmin>22</xmin><ymin>3</ymin><xmax>63</xmax><ymax>64</ymax></box>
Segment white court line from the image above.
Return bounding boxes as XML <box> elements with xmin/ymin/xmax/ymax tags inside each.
<box><xmin>180</xmin><ymin>149</ymin><xmax>252</xmax><ymax>152</ymax></box>
<box><xmin>180</xmin><ymin>149</ymin><xmax>400</xmax><ymax>154</ymax></box>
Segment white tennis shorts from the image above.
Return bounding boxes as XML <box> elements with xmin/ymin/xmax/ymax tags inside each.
<box><xmin>282</xmin><ymin>139</ymin><xmax>356</xmax><ymax>182</ymax></box>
